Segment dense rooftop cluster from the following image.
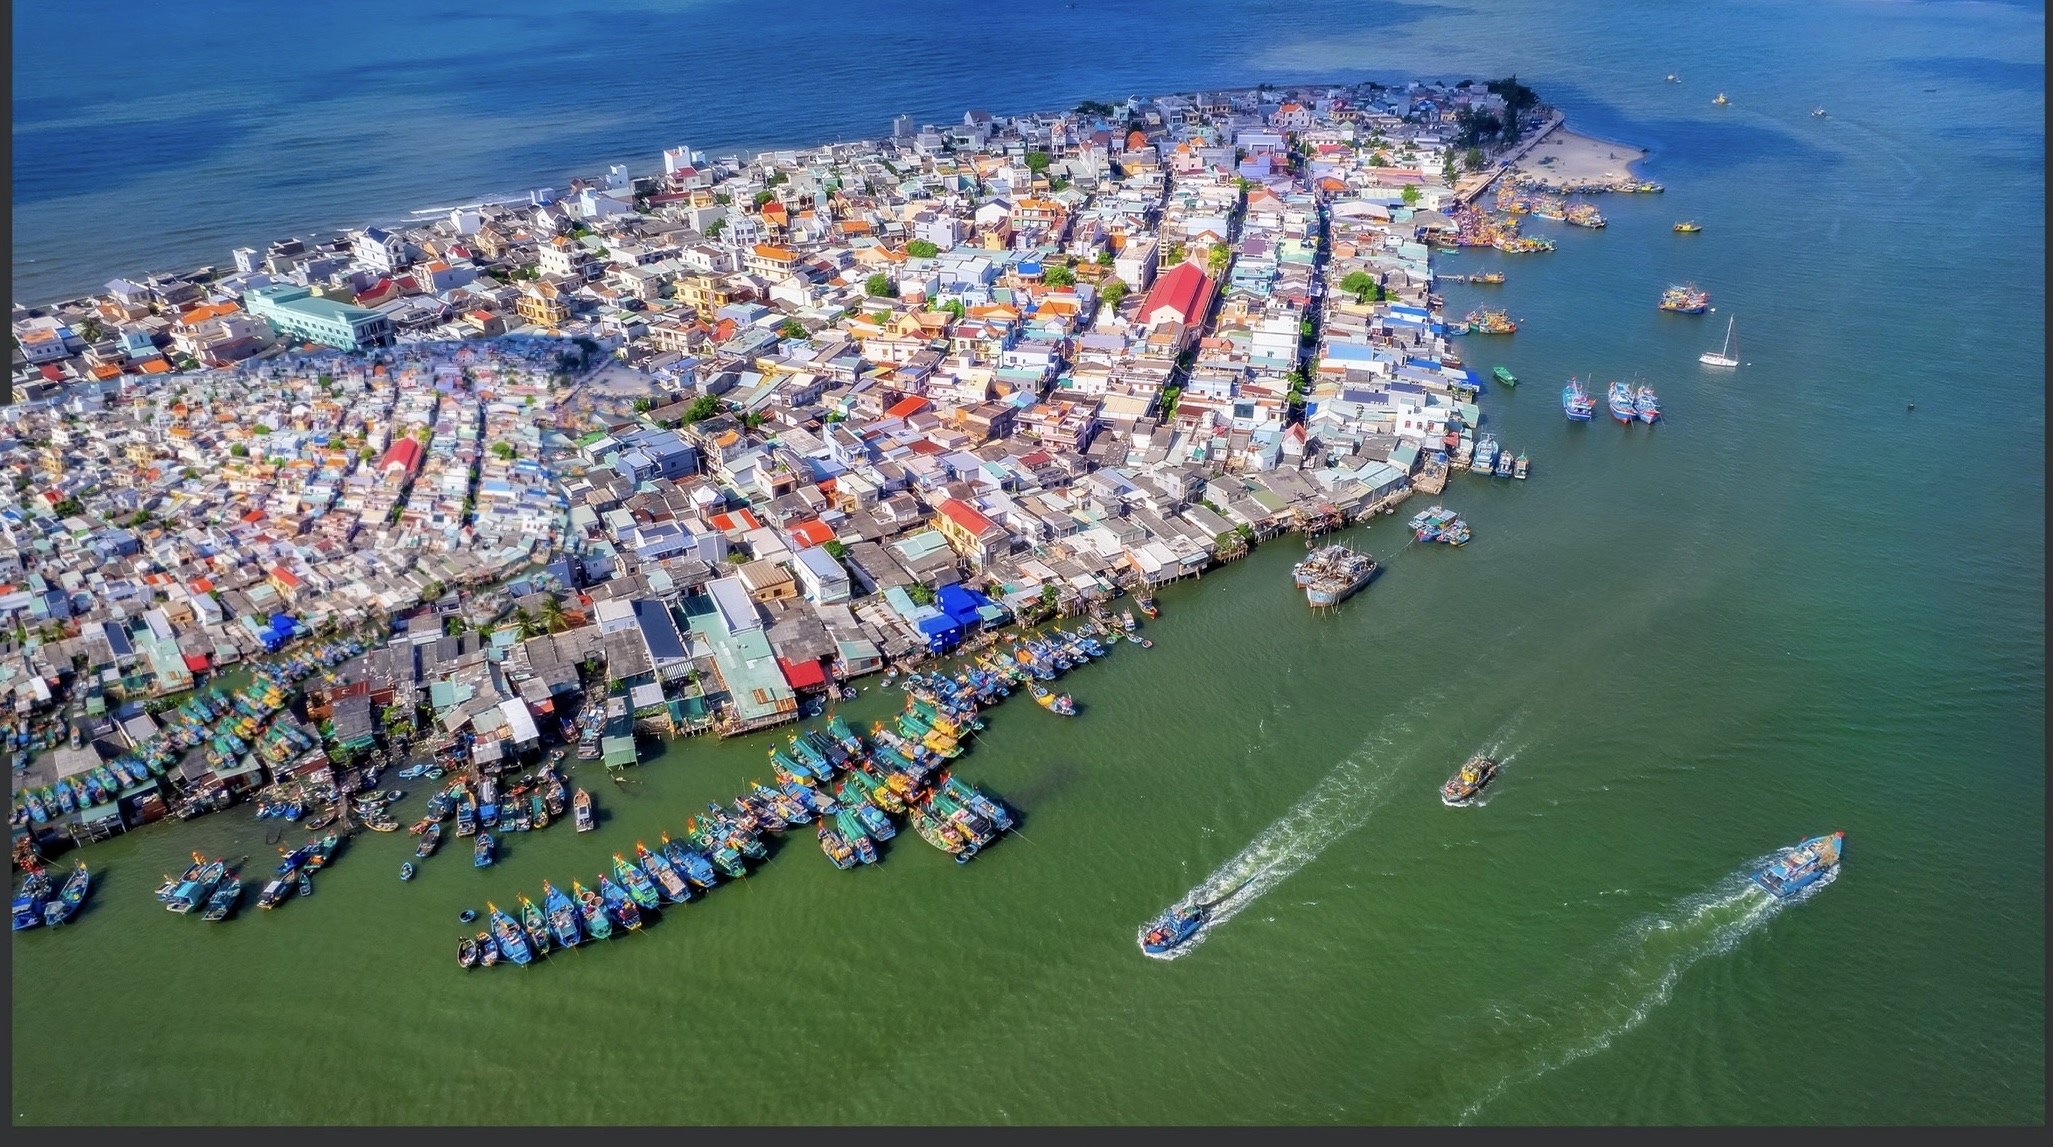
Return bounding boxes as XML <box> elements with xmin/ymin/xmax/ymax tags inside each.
<box><xmin>4</xmin><ymin>78</ymin><xmax>1534</xmax><ymax>749</ymax></box>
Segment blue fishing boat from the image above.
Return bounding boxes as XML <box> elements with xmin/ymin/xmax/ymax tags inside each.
<box><xmin>42</xmin><ymin>861</ymin><xmax>88</xmax><ymax>926</ymax></box>
<box><xmin>597</xmin><ymin>876</ymin><xmax>643</xmax><ymax>930</ymax></box>
<box><xmin>201</xmin><ymin>873</ymin><xmax>242</xmax><ymax>921</ymax></box>
<box><xmin>663</xmin><ymin>834</ymin><xmax>720</xmax><ymax>889</ymax></box>
<box><xmin>12</xmin><ymin>866</ymin><xmax>52</xmax><ymax>931</ymax></box>
<box><xmin>1607</xmin><ymin>380</ymin><xmax>1636</xmax><ymax>423</ymax></box>
<box><xmin>474</xmin><ymin>833</ymin><xmax>495</xmax><ymax>868</ymax></box>
<box><xmin>851</xmin><ymin>795</ymin><xmax>897</xmax><ymax>841</ymax></box>
<box><xmin>1562</xmin><ymin>379</ymin><xmax>1594</xmax><ymax>421</ymax></box>
<box><xmin>611</xmin><ymin>854</ymin><xmax>662</xmax><ymax>911</ymax></box>
<box><xmin>542</xmin><ymin>881</ymin><xmax>584</xmax><ymax>948</ymax></box>
<box><xmin>1141</xmin><ymin>903</ymin><xmax>1208</xmax><ymax>957</ymax></box>
<box><xmin>400</xmin><ymin>862</ymin><xmax>416</xmax><ymax>881</ymax></box>
<box><xmin>488</xmin><ymin>903</ymin><xmax>535</xmax><ymax>966</ymax></box>
<box><xmin>1634</xmin><ymin>385</ymin><xmax>1661</xmax><ymax>423</ymax></box>
<box><xmin>1753</xmin><ymin>832</ymin><xmax>1844</xmax><ymax>899</ymax></box>
<box><xmin>1473</xmin><ymin>434</ymin><xmax>1499</xmax><ymax>472</ymax></box>
<box><xmin>416</xmin><ymin>822</ymin><xmax>442</xmax><ymax>858</ymax></box>
<box><xmin>635</xmin><ymin>842</ymin><xmax>693</xmax><ymax>903</ymax></box>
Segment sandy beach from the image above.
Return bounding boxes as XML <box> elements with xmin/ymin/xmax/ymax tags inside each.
<box><xmin>1511</xmin><ymin>126</ymin><xmax>1649</xmax><ymax>187</ymax></box>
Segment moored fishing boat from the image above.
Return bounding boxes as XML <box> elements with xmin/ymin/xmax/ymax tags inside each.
<box><xmin>1607</xmin><ymin>380</ymin><xmax>1638</xmax><ymax>423</ymax></box>
<box><xmin>663</xmin><ymin>834</ymin><xmax>719</xmax><ymax>890</ymax></box>
<box><xmin>572</xmin><ymin>788</ymin><xmax>594</xmax><ymax>832</ymax></box>
<box><xmin>1658</xmin><ymin>283</ymin><xmax>1711</xmax><ymax>314</ymax></box>
<box><xmin>817</xmin><ymin>823</ymin><xmax>858</xmax><ymax>869</ymax></box>
<box><xmin>1634</xmin><ymin>385</ymin><xmax>1661</xmax><ymax>423</ymax></box>
<box><xmin>1753</xmin><ymin>832</ymin><xmax>1845</xmax><ymax>899</ymax></box>
<box><xmin>201</xmin><ymin>873</ymin><xmax>242</xmax><ymax>921</ymax></box>
<box><xmin>611</xmin><ymin>854</ymin><xmax>662</xmax><ymax>911</ymax></box>
<box><xmin>517</xmin><ymin>894</ymin><xmax>552</xmax><ymax>957</ymax></box>
<box><xmin>416</xmin><ymin>821</ymin><xmax>442</xmax><ymax>859</ymax></box>
<box><xmin>474</xmin><ymin>832</ymin><xmax>495</xmax><ymax>868</ymax></box>
<box><xmin>256</xmin><ymin>872</ymin><xmax>294</xmax><ymax>909</ymax></box>
<box><xmin>1513</xmin><ymin>452</ymin><xmax>1530</xmax><ymax>480</ymax></box>
<box><xmin>636</xmin><ymin>842</ymin><xmax>693</xmax><ymax>902</ymax></box>
<box><xmin>1293</xmin><ymin>544</ymin><xmax>1379</xmax><ymax>609</ymax></box>
<box><xmin>13</xmin><ymin>867</ymin><xmax>51</xmax><ymax>930</ymax></box>
<box><xmin>1441</xmin><ymin>756</ymin><xmax>1500</xmax><ymax>806</ymax></box>
<box><xmin>1562</xmin><ymin>378</ymin><xmax>1595</xmax><ymax>421</ymax></box>
<box><xmin>543</xmin><ymin>881</ymin><xmax>584</xmax><ymax>948</ymax></box>
<box><xmin>478</xmin><ymin>931</ymin><xmax>500</xmax><ymax>967</ymax></box>
<box><xmin>1492</xmin><ymin>365</ymin><xmax>1517</xmax><ymax>387</ymax></box>
<box><xmin>487</xmin><ymin>903</ymin><xmax>534</xmax><ymax>966</ymax></box>
<box><xmin>573</xmin><ymin>880</ymin><xmax>614</xmax><ymax>940</ymax></box>
<box><xmin>597</xmin><ymin>876</ymin><xmax>643</xmax><ymax>931</ymax></box>
<box><xmin>400</xmin><ymin>862</ymin><xmax>416</xmax><ymax>881</ymax></box>
<box><xmin>458</xmin><ymin>935</ymin><xmax>480</xmax><ymax>969</ymax></box>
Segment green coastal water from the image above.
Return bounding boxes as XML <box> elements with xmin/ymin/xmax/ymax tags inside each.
<box><xmin>12</xmin><ymin>0</ymin><xmax>2044</xmax><ymax>1126</ymax></box>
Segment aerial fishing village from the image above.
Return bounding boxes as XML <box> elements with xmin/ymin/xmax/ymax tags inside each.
<box><xmin>8</xmin><ymin>75</ymin><xmax>1751</xmax><ymax>960</ymax></box>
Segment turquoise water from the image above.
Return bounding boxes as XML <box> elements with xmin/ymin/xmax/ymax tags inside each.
<box><xmin>11</xmin><ymin>0</ymin><xmax>2044</xmax><ymax>1125</ymax></box>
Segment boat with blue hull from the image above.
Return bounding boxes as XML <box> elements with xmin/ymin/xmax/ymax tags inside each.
<box><xmin>1607</xmin><ymin>381</ymin><xmax>1637</xmax><ymax>423</ymax></box>
<box><xmin>1634</xmin><ymin>385</ymin><xmax>1661</xmax><ymax>423</ymax></box>
<box><xmin>1753</xmin><ymin>832</ymin><xmax>1845</xmax><ymax>899</ymax></box>
<box><xmin>1141</xmin><ymin>904</ymin><xmax>1207</xmax><ymax>957</ymax></box>
<box><xmin>1562</xmin><ymin>379</ymin><xmax>1594</xmax><ymax>421</ymax></box>
<box><xmin>663</xmin><ymin>834</ymin><xmax>719</xmax><ymax>889</ymax></box>
<box><xmin>487</xmin><ymin>903</ymin><xmax>534</xmax><ymax>966</ymax></box>
<box><xmin>542</xmin><ymin>881</ymin><xmax>584</xmax><ymax>948</ymax></box>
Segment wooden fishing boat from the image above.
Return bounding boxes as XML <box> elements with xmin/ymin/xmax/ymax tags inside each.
<box><xmin>416</xmin><ymin>822</ymin><xmax>442</xmax><ymax>858</ymax></box>
<box><xmin>572</xmin><ymin>789</ymin><xmax>594</xmax><ymax>832</ymax></box>
<box><xmin>458</xmin><ymin>936</ymin><xmax>481</xmax><ymax>969</ymax></box>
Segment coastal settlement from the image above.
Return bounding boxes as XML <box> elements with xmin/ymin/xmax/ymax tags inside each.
<box><xmin>5</xmin><ymin>78</ymin><xmax>1614</xmax><ymax>854</ymax></box>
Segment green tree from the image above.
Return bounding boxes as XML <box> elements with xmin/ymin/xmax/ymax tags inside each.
<box><xmin>510</xmin><ymin>606</ymin><xmax>542</xmax><ymax>640</ymax></box>
<box><xmin>753</xmin><ymin>190</ymin><xmax>777</xmax><ymax>208</ymax></box>
<box><xmin>491</xmin><ymin>441</ymin><xmax>517</xmax><ymax>459</ymax></box>
<box><xmin>907</xmin><ymin>583</ymin><xmax>936</xmax><ymax>606</ymax></box>
<box><xmin>1401</xmin><ymin>185</ymin><xmax>1423</xmax><ymax>207</ymax></box>
<box><xmin>1100</xmin><ymin>280</ymin><xmax>1128</xmax><ymax>306</ymax></box>
<box><xmin>821</xmin><ymin>539</ymin><xmax>848</xmax><ymax>560</ymax></box>
<box><xmin>229</xmin><ymin>443</ymin><xmax>249</xmax><ymax>457</ymax></box>
<box><xmin>1096</xmin><ymin>250</ymin><xmax>1115</xmax><ymax>265</ymax></box>
<box><xmin>1043</xmin><ymin>265</ymin><xmax>1076</xmax><ymax>288</ymax></box>
<box><xmin>864</xmin><ymin>273</ymin><xmax>895</xmax><ymax>298</ymax></box>
<box><xmin>704</xmin><ymin>218</ymin><xmax>727</xmax><ymax>239</ymax></box>
<box><xmin>778</xmin><ymin>319</ymin><xmax>809</xmax><ymax>340</ymax></box>
<box><xmin>1158</xmin><ymin>386</ymin><xmax>1183</xmax><ymax>421</ymax></box>
<box><xmin>906</xmin><ymin>239</ymin><xmax>939</xmax><ymax>258</ymax></box>
<box><xmin>1024</xmin><ymin>151</ymin><xmax>1052</xmax><ymax>176</ymax></box>
<box><xmin>1464</xmin><ymin>147</ymin><xmax>1487</xmax><ymax>172</ymax></box>
<box><xmin>631</xmin><ymin>397</ymin><xmax>654</xmax><ymax>414</ymax></box>
<box><xmin>680</xmin><ymin>394</ymin><xmax>721</xmax><ymax>424</ymax></box>
<box><xmin>540</xmin><ymin>596</ymin><xmax>569</xmax><ymax>634</ymax></box>
<box><xmin>1207</xmin><ymin>246</ymin><xmax>1231</xmax><ymax>275</ymax></box>
<box><xmin>1339</xmin><ymin>271</ymin><xmax>1377</xmax><ymax>304</ymax></box>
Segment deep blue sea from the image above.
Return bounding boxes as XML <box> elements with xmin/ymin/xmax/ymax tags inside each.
<box><xmin>12</xmin><ymin>0</ymin><xmax>2045</xmax><ymax>1126</ymax></box>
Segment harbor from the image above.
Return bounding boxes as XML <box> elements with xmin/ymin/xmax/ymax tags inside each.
<box><xmin>7</xmin><ymin>0</ymin><xmax>2047</xmax><ymax>1124</ymax></box>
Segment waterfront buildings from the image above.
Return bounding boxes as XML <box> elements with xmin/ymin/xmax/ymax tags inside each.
<box><xmin>7</xmin><ymin>78</ymin><xmax>1535</xmax><ymax>842</ymax></box>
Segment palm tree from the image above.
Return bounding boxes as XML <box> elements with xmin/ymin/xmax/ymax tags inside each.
<box><xmin>540</xmin><ymin>596</ymin><xmax>569</xmax><ymax>634</ymax></box>
<box><xmin>511</xmin><ymin>607</ymin><xmax>542</xmax><ymax>640</ymax></box>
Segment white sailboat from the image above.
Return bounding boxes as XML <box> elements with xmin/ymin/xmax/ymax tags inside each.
<box><xmin>1699</xmin><ymin>316</ymin><xmax>1740</xmax><ymax>367</ymax></box>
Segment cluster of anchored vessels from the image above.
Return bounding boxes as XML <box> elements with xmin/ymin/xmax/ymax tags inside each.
<box><xmin>147</xmin><ymin>831</ymin><xmax>341</xmax><ymax>922</ymax></box>
<box><xmin>1561</xmin><ymin>377</ymin><xmax>1660</xmax><ymax>423</ymax></box>
<box><xmin>460</xmin><ymin>713</ymin><xmax>1016</xmax><ymax>968</ymax></box>
<box><xmin>11</xmin><ymin>638</ymin><xmax>364</xmax><ymax>830</ymax></box>
<box><xmin>11</xmin><ymin>859</ymin><xmax>89</xmax><ymax>930</ymax></box>
<box><xmin>400</xmin><ymin>761</ymin><xmax>577</xmax><ymax>874</ymax></box>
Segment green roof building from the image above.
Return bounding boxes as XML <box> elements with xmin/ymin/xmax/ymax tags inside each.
<box><xmin>246</xmin><ymin>285</ymin><xmax>395</xmax><ymax>351</ymax></box>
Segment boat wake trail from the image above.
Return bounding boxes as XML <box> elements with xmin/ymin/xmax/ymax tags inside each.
<box><xmin>1140</xmin><ymin>712</ymin><xmax>1430</xmax><ymax>961</ymax></box>
<box><xmin>1445</xmin><ymin>856</ymin><xmax>1834</xmax><ymax>1123</ymax></box>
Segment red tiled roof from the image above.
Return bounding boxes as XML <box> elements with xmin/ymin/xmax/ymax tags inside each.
<box><xmin>379</xmin><ymin>437</ymin><xmax>424</xmax><ymax>475</ymax></box>
<box><xmin>936</xmin><ymin>498</ymin><xmax>998</xmax><ymax>537</ymax></box>
<box><xmin>1140</xmin><ymin>261</ymin><xmax>1212</xmax><ymax>326</ymax></box>
<box><xmin>786</xmin><ymin>519</ymin><xmax>836</xmax><ymax>549</ymax></box>
<box><xmin>885</xmin><ymin>396</ymin><xmax>929</xmax><ymax>420</ymax></box>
